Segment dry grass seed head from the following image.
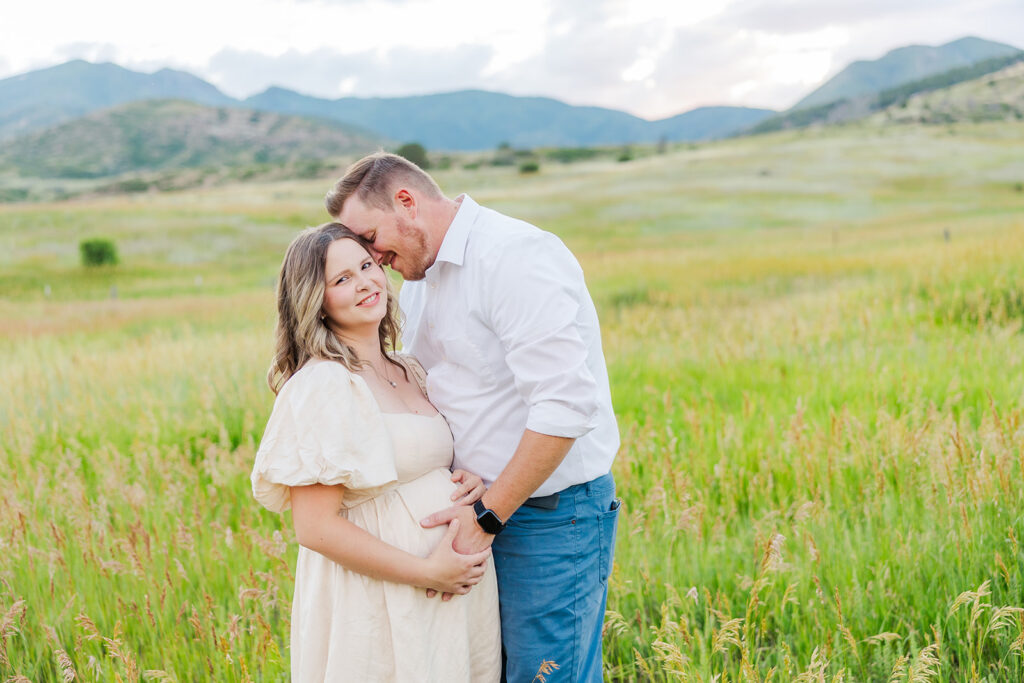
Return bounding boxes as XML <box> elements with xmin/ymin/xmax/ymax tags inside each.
<box><xmin>907</xmin><ymin>644</ymin><xmax>940</xmax><ymax>683</ymax></box>
<box><xmin>887</xmin><ymin>655</ymin><xmax>909</xmax><ymax>683</ymax></box>
<box><xmin>532</xmin><ymin>660</ymin><xmax>559</xmax><ymax>683</ymax></box>
<box><xmin>868</xmin><ymin>632</ymin><xmax>902</xmax><ymax>645</ymax></box>
<box><xmin>56</xmin><ymin>648</ymin><xmax>77</xmax><ymax>682</ymax></box>
<box><xmin>712</xmin><ymin>617</ymin><xmax>744</xmax><ymax>655</ymax></box>
<box><xmin>652</xmin><ymin>639</ymin><xmax>690</xmax><ymax>674</ymax></box>
<box><xmin>794</xmin><ymin>647</ymin><xmax>829</xmax><ymax>683</ymax></box>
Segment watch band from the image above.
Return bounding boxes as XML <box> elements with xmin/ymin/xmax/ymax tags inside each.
<box><xmin>473</xmin><ymin>499</ymin><xmax>505</xmax><ymax>535</ymax></box>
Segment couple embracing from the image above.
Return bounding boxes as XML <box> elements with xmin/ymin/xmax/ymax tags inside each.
<box><xmin>251</xmin><ymin>152</ymin><xmax>620</xmax><ymax>682</ymax></box>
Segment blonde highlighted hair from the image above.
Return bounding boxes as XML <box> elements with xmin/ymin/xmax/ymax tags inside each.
<box><xmin>268</xmin><ymin>222</ymin><xmax>404</xmax><ymax>394</ymax></box>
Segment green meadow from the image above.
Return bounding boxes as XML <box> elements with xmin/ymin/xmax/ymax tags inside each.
<box><xmin>2</xmin><ymin>122</ymin><xmax>1024</xmax><ymax>681</ymax></box>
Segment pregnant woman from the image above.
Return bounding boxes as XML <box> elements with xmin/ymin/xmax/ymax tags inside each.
<box><xmin>250</xmin><ymin>222</ymin><xmax>500</xmax><ymax>681</ymax></box>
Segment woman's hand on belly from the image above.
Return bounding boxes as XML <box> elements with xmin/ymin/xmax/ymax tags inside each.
<box><xmin>422</xmin><ymin>518</ymin><xmax>492</xmax><ymax>596</ymax></box>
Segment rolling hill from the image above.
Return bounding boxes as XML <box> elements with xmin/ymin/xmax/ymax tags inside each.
<box><xmin>751</xmin><ymin>51</ymin><xmax>1024</xmax><ymax>134</ymax></box>
<box><xmin>792</xmin><ymin>36</ymin><xmax>1021</xmax><ymax>111</ymax></box>
<box><xmin>0</xmin><ymin>60</ymin><xmax>236</xmax><ymax>141</ymax></box>
<box><xmin>868</xmin><ymin>60</ymin><xmax>1024</xmax><ymax>126</ymax></box>
<box><xmin>0</xmin><ymin>99</ymin><xmax>383</xmax><ymax>178</ymax></box>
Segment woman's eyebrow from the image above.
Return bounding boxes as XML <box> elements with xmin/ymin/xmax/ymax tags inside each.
<box><xmin>326</xmin><ymin>266</ymin><xmax>352</xmax><ymax>282</ymax></box>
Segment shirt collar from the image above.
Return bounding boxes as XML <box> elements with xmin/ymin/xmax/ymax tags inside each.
<box><xmin>433</xmin><ymin>194</ymin><xmax>479</xmax><ymax>267</ymax></box>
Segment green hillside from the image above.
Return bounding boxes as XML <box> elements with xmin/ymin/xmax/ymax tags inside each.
<box><xmin>752</xmin><ymin>52</ymin><xmax>1024</xmax><ymax>134</ymax></box>
<box><xmin>870</xmin><ymin>61</ymin><xmax>1024</xmax><ymax>125</ymax></box>
<box><xmin>793</xmin><ymin>36</ymin><xmax>1020</xmax><ymax>110</ymax></box>
<box><xmin>0</xmin><ymin>99</ymin><xmax>383</xmax><ymax>179</ymax></box>
<box><xmin>0</xmin><ymin>60</ymin><xmax>235</xmax><ymax>141</ymax></box>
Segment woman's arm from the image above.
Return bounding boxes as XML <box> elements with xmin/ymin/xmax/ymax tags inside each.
<box><xmin>290</xmin><ymin>483</ymin><xmax>490</xmax><ymax>595</ymax></box>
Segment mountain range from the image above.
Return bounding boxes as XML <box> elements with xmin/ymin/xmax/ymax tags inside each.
<box><xmin>0</xmin><ymin>60</ymin><xmax>775</xmax><ymax>150</ymax></box>
<box><xmin>0</xmin><ymin>35</ymin><xmax>1021</xmax><ymax>186</ymax></box>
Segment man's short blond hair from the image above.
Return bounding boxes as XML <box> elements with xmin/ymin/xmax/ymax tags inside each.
<box><xmin>325</xmin><ymin>151</ymin><xmax>443</xmax><ymax>217</ymax></box>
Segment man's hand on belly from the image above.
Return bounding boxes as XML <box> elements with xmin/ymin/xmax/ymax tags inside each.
<box><xmin>421</xmin><ymin>504</ymin><xmax>495</xmax><ymax>554</ymax></box>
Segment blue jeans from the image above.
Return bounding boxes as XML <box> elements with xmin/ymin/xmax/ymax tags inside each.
<box><xmin>491</xmin><ymin>473</ymin><xmax>620</xmax><ymax>683</ymax></box>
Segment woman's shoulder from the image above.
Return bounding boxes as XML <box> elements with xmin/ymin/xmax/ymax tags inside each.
<box><xmin>395</xmin><ymin>353</ymin><xmax>424</xmax><ymax>373</ymax></box>
<box><xmin>277</xmin><ymin>358</ymin><xmax>360</xmax><ymax>402</ymax></box>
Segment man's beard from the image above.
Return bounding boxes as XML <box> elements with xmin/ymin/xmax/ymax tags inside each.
<box><xmin>395</xmin><ymin>216</ymin><xmax>433</xmax><ymax>281</ymax></box>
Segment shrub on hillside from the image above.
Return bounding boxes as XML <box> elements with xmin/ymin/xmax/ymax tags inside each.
<box><xmin>518</xmin><ymin>161</ymin><xmax>540</xmax><ymax>174</ymax></box>
<box><xmin>546</xmin><ymin>147</ymin><xmax>600</xmax><ymax>163</ymax></box>
<box><xmin>80</xmin><ymin>239</ymin><xmax>119</xmax><ymax>267</ymax></box>
<box><xmin>395</xmin><ymin>142</ymin><xmax>430</xmax><ymax>169</ymax></box>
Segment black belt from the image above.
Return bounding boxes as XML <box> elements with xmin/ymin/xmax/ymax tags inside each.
<box><xmin>522</xmin><ymin>493</ymin><xmax>560</xmax><ymax>510</ymax></box>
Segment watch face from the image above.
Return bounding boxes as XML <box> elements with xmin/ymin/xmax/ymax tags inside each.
<box><xmin>474</xmin><ymin>500</ymin><xmax>504</xmax><ymax>534</ymax></box>
<box><xmin>478</xmin><ymin>511</ymin><xmax>497</xmax><ymax>534</ymax></box>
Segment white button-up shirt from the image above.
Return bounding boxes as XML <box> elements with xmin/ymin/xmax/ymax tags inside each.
<box><xmin>400</xmin><ymin>195</ymin><xmax>618</xmax><ymax>497</ymax></box>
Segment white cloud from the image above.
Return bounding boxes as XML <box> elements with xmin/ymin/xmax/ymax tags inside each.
<box><xmin>0</xmin><ymin>0</ymin><xmax>1021</xmax><ymax>118</ymax></box>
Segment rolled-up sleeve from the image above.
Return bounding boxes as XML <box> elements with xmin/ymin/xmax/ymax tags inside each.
<box><xmin>481</xmin><ymin>233</ymin><xmax>599</xmax><ymax>439</ymax></box>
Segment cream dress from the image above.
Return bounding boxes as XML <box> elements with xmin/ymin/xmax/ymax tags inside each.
<box><xmin>251</xmin><ymin>358</ymin><xmax>501</xmax><ymax>682</ymax></box>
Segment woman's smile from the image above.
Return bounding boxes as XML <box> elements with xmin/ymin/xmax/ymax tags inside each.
<box><xmin>357</xmin><ymin>291</ymin><xmax>381</xmax><ymax>307</ymax></box>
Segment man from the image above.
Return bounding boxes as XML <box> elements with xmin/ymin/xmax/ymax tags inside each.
<box><xmin>325</xmin><ymin>152</ymin><xmax>620</xmax><ymax>682</ymax></box>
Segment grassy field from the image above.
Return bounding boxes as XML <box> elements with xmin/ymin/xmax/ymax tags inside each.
<box><xmin>2</xmin><ymin>122</ymin><xmax>1024</xmax><ymax>681</ymax></box>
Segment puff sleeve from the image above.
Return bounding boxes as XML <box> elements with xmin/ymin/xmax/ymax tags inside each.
<box><xmin>251</xmin><ymin>360</ymin><xmax>398</xmax><ymax>513</ymax></box>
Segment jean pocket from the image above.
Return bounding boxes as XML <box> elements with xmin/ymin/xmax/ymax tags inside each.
<box><xmin>506</xmin><ymin>504</ymin><xmax>575</xmax><ymax>531</ymax></box>
<box><xmin>598</xmin><ymin>498</ymin><xmax>622</xmax><ymax>583</ymax></box>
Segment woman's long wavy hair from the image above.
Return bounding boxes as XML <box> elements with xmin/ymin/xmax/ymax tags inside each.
<box><xmin>267</xmin><ymin>222</ymin><xmax>404</xmax><ymax>394</ymax></box>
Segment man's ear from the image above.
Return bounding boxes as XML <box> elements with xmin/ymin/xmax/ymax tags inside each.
<box><xmin>394</xmin><ymin>188</ymin><xmax>417</xmax><ymax>218</ymax></box>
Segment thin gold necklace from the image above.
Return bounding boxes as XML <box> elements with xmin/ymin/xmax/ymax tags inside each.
<box><xmin>369</xmin><ymin>360</ymin><xmax>398</xmax><ymax>388</ymax></box>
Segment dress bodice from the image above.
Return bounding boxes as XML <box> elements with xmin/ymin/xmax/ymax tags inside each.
<box><xmin>380</xmin><ymin>412</ymin><xmax>454</xmax><ymax>482</ymax></box>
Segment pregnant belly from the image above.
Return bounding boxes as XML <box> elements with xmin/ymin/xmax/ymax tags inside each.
<box><xmin>345</xmin><ymin>468</ymin><xmax>459</xmax><ymax>559</ymax></box>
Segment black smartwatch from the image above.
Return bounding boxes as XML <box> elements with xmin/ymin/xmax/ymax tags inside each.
<box><xmin>473</xmin><ymin>499</ymin><xmax>505</xmax><ymax>535</ymax></box>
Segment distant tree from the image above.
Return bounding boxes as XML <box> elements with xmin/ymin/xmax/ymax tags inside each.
<box><xmin>395</xmin><ymin>142</ymin><xmax>430</xmax><ymax>169</ymax></box>
<box><xmin>618</xmin><ymin>146</ymin><xmax>633</xmax><ymax>163</ymax></box>
<box><xmin>518</xmin><ymin>161</ymin><xmax>540</xmax><ymax>174</ymax></box>
<box><xmin>80</xmin><ymin>238</ymin><xmax>119</xmax><ymax>267</ymax></box>
<box><xmin>656</xmin><ymin>136</ymin><xmax>669</xmax><ymax>154</ymax></box>
<box><xmin>546</xmin><ymin>147</ymin><xmax>600</xmax><ymax>163</ymax></box>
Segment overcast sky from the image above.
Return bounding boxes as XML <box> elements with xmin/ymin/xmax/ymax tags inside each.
<box><xmin>3</xmin><ymin>0</ymin><xmax>1023</xmax><ymax>119</ymax></box>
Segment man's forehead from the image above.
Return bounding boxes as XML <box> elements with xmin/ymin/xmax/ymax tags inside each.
<box><xmin>338</xmin><ymin>197</ymin><xmax>375</xmax><ymax>225</ymax></box>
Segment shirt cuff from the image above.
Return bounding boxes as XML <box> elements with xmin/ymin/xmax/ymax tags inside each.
<box><xmin>525</xmin><ymin>401</ymin><xmax>596</xmax><ymax>439</ymax></box>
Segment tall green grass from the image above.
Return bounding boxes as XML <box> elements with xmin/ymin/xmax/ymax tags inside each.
<box><xmin>2</xmin><ymin>123</ymin><xmax>1024</xmax><ymax>680</ymax></box>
